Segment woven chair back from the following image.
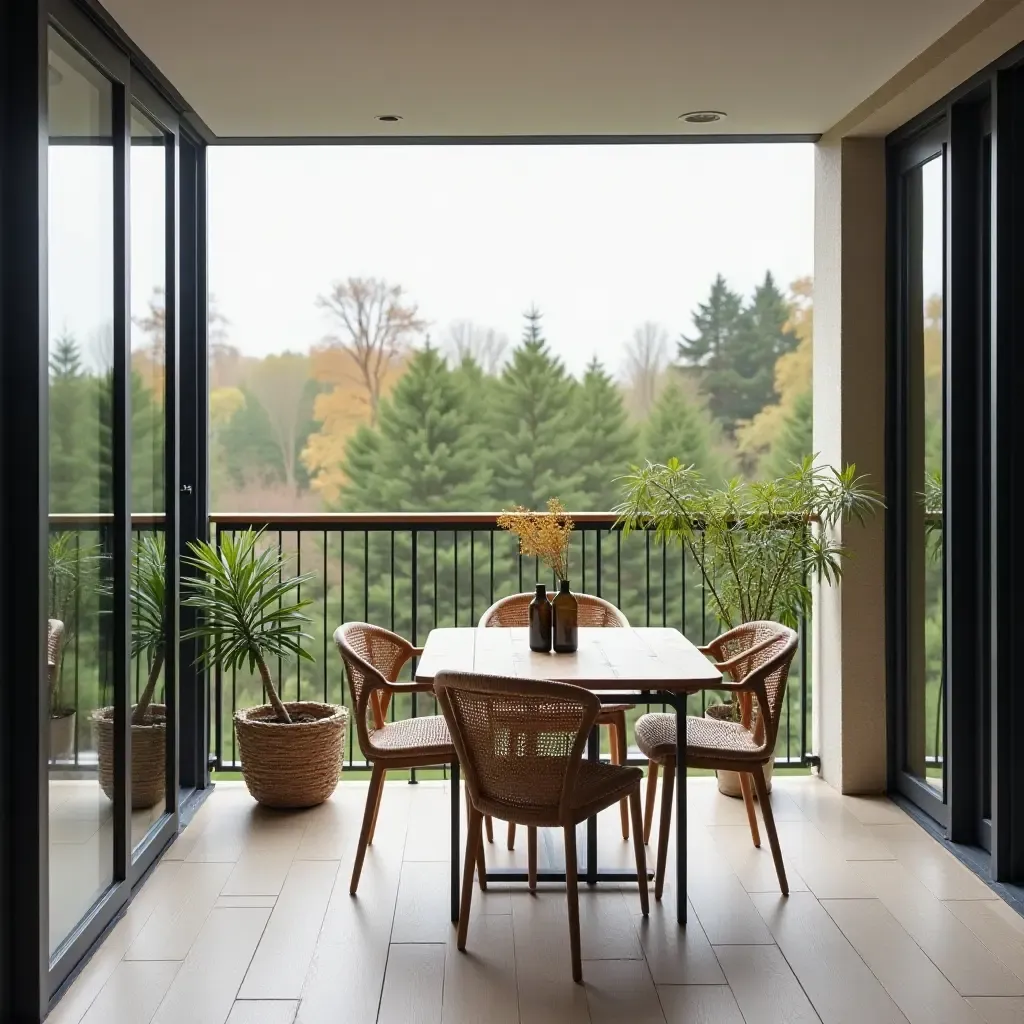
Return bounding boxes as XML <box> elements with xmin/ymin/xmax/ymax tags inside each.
<box><xmin>711</xmin><ymin>621</ymin><xmax>798</xmax><ymax>752</ymax></box>
<box><xmin>478</xmin><ymin>591</ymin><xmax>629</xmax><ymax>628</ymax></box>
<box><xmin>434</xmin><ymin>670</ymin><xmax>600</xmax><ymax>821</ymax></box>
<box><xmin>334</xmin><ymin>622</ymin><xmax>412</xmax><ymax>757</ymax></box>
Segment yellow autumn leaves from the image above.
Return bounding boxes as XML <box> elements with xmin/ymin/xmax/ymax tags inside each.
<box><xmin>497</xmin><ymin>498</ymin><xmax>575</xmax><ymax>582</ymax></box>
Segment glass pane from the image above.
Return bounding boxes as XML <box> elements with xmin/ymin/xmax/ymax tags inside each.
<box><xmin>130</xmin><ymin>105</ymin><xmax>169</xmax><ymax>850</ymax></box>
<box><xmin>46</xmin><ymin>27</ymin><xmax>116</xmax><ymax>953</ymax></box>
<box><xmin>905</xmin><ymin>154</ymin><xmax>945</xmax><ymax>797</ymax></box>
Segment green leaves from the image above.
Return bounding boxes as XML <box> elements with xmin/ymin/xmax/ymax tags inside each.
<box><xmin>181</xmin><ymin>528</ymin><xmax>315</xmax><ymax>677</ymax></box>
<box><xmin>613</xmin><ymin>457</ymin><xmax>882</xmax><ymax>628</ymax></box>
<box><xmin>131</xmin><ymin>533</ymin><xmax>166</xmax><ymax>661</ymax></box>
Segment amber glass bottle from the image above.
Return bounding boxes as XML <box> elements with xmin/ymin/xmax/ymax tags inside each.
<box><xmin>528</xmin><ymin>583</ymin><xmax>552</xmax><ymax>652</ymax></box>
<box><xmin>551</xmin><ymin>580</ymin><xmax>578</xmax><ymax>654</ymax></box>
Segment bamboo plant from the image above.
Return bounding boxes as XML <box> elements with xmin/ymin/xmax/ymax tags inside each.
<box><xmin>181</xmin><ymin>528</ymin><xmax>314</xmax><ymax>724</ymax></box>
<box><xmin>614</xmin><ymin>455</ymin><xmax>882</xmax><ymax>630</ymax></box>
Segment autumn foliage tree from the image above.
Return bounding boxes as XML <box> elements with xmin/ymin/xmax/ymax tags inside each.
<box><xmin>315</xmin><ymin>277</ymin><xmax>425</xmax><ymax>427</ymax></box>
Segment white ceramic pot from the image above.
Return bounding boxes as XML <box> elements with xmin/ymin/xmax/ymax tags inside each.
<box><xmin>705</xmin><ymin>703</ymin><xmax>774</xmax><ymax>797</ymax></box>
<box><xmin>49</xmin><ymin>710</ymin><xmax>76</xmax><ymax>762</ymax></box>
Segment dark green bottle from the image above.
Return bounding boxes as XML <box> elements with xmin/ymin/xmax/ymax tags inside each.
<box><xmin>552</xmin><ymin>579</ymin><xmax>578</xmax><ymax>654</ymax></box>
<box><xmin>529</xmin><ymin>583</ymin><xmax>552</xmax><ymax>652</ymax></box>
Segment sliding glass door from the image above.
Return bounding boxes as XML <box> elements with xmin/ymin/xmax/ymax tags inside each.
<box><xmin>43</xmin><ymin>0</ymin><xmax>190</xmax><ymax>997</ymax></box>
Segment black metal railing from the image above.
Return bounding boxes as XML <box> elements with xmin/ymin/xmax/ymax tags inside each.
<box><xmin>44</xmin><ymin>512</ymin><xmax>813</xmax><ymax>772</ymax></box>
<box><xmin>47</xmin><ymin>513</ymin><xmax>166</xmax><ymax>769</ymax></box>
<box><xmin>208</xmin><ymin>513</ymin><xmax>813</xmax><ymax>772</ymax></box>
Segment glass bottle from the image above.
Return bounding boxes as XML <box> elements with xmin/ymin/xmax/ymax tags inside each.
<box><xmin>528</xmin><ymin>583</ymin><xmax>552</xmax><ymax>652</ymax></box>
<box><xmin>552</xmin><ymin>579</ymin><xmax>578</xmax><ymax>654</ymax></box>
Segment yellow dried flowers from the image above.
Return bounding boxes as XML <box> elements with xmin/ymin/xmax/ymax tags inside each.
<box><xmin>497</xmin><ymin>498</ymin><xmax>574</xmax><ymax>582</ymax></box>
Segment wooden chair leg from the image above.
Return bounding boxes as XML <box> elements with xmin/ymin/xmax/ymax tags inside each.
<box><xmin>629</xmin><ymin>787</ymin><xmax>650</xmax><ymax>916</ymax></box>
<box><xmin>458</xmin><ymin>807</ymin><xmax>483</xmax><ymax>951</ymax></box>
<box><xmin>350</xmin><ymin>762</ymin><xmax>385</xmax><ymax>895</ymax></box>
<box><xmin>738</xmin><ymin>770</ymin><xmax>761</xmax><ymax>848</ymax></box>
<box><xmin>467</xmin><ymin>788</ymin><xmax>488</xmax><ymax>892</ymax></box>
<box><xmin>527</xmin><ymin>826</ymin><xmax>538</xmax><ymax>891</ymax></box>
<box><xmin>643</xmin><ymin>760</ymin><xmax>659</xmax><ymax>845</ymax></box>
<box><xmin>751</xmin><ymin>768</ymin><xmax>788</xmax><ymax>896</ymax></box>
<box><xmin>655</xmin><ymin>760</ymin><xmax>675</xmax><ymax>902</ymax></box>
<box><xmin>507</xmin><ymin>819</ymin><xmax>516</xmax><ymax>850</ymax></box>
<box><xmin>484</xmin><ymin>815</ymin><xmax>494</xmax><ymax>844</ymax></box>
<box><xmin>610</xmin><ymin>713</ymin><xmax>630</xmax><ymax>841</ymax></box>
<box><xmin>367</xmin><ymin>768</ymin><xmax>387</xmax><ymax>845</ymax></box>
<box><xmin>563</xmin><ymin>825</ymin><xmax>583</xmax><ymax>984</ymax></box>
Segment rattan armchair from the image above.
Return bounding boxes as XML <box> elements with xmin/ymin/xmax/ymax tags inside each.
<box><xmin>434</xmin><ymin>670</ymin><xmax>649</xmax><ymax>983</ymax></box>
<box><xmin>335</xmin><ymin>622</ymin><xmax>484</xmax><ymax>896</ymax></box>
<box><xmin>636</xmin><ymin>621</ymin><xmax>798</xmax><ymax>899</ymax></box>
<box><xmin>478</xmin><ymin>592</ymin><xmax>635</xmax><ymax>848</ymax></box>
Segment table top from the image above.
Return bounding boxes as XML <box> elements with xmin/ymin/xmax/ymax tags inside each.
<box><xmin>415</xmin><ymin>626</ymin><xmax>722</xmax><ymax>692</ymax></box>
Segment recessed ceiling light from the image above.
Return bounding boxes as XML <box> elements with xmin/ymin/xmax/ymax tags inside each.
<box><xmin>678</xmin><ymin>111</ymin><xmax>727</xmax><ymax>124</ymax></box>
<box><xmin>376</xmin><ymin>114</ymin><xmax>403</xmax><ymax>123</ymax></box>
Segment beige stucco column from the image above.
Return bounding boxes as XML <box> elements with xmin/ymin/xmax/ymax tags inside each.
<box><xmin>812</xmin><ymin>137</ymin><xmax>888</xmax><ymax>793</ymax></box>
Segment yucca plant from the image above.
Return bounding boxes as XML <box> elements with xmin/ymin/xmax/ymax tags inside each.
<box><xmin>181</xmin><ymin>528</ymin><xmax>315</xmax><ymax>725</ymax></box>
<box><xmin>131</xmin><ymin>533</ymin><xmax>166</xmax><ymax>724</ymax></box>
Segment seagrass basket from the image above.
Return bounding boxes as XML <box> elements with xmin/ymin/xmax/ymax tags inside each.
<box><xmin>234</xmin><ymin>701</ymin><xmax>348</xmax><ymax>808</ymax></box>
<box><xmin>93</xmin><ymin>703</ymin><xmax>167</xmax><ymax>810</ymax></box>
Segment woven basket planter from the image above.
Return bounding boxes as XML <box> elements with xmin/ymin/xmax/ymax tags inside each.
<box><xmin>93</xmin><ymin>704</ymin><xmax>167</xmax><ymax>810</ymax></box>
<box><xmin>706</xmin><ymin>703</ymin><xmax>774</xmax><ymax>797</ymax></box>
<box><xmin>234</xmin><ymin>701</ymin><xmax>348</xmax><ymax>809</ymax></box>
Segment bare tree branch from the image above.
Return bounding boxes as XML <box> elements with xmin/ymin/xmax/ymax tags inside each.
<box><xmin>621</xmin><ymin>322</ymin><xmax>669</xmax><ymax>416</ymax></box>
<box><xmin>316</xmin><ymin>277</ymin><xmax>425</xmax><ymax>425</ymax></box>
<box><xmin>442</xmin><ymin>320</ymin><xmax>509</xmax><ymax>375</ymax></box>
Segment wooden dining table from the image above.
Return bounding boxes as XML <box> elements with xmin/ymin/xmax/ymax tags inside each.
<box><xmin>415</xmin><ymin>625</ymin><xmax>723</xmax><ymax>926</ymax></box>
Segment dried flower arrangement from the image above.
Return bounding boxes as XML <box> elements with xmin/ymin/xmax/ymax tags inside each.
<box><xmin>497</xmin><ymin>498</ymin><xmax>575</xmax><ymax>582</ymax></box>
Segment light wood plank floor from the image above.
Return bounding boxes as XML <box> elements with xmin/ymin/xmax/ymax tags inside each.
<box><xmin>48</xmin><ymin>777</ymin><xmax>1024</xmax><ymax>1024</ymax></box>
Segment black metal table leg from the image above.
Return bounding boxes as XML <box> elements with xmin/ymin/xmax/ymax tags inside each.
<box><xmin>587</xmin><ymin>724</ymin><xmax>598</xmax><ymax>885</ymax></box>
<box><xmin>451</xmin><ymin>760</ymin><xmax>460</xmax><ymax>923</ymax></box>
<box><xmin>675</xmin><ymin>692</ymin><xmax>687</xmax><ymax>925</ymax></box>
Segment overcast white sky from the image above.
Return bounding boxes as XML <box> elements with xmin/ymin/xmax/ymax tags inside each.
<box><xmin>49</xmin><ymin>143</ymin><xmax>945</xmax><ymax>382</ymax></box>
<box><xmin>206</xmin><ymin>144</ymin><xmax>816</xmax><ymax>377</ymax></box>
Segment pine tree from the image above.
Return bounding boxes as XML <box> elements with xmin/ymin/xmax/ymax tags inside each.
<box><xmin>488</xmin><ymin>308</ymin><xmax>587</xmax><ymax>509</ymax></box>
<box><xmin>342</xmin><ymin>346</ymin><xmax>492</xmax><ymax>512</ymax></box>
<box><xmin>763</xmin><ymin>390</ymin><xmax>812</xmax><ymax>477</ymax></box>
<box><xmin>682</xmin><ymin>272</ymin><xmax>797</xmax><ymax>437</ymax></box>
<box><xmin>678</xmin><ymin>274</ymin><xmax>744</xmax><ymax>367</ymax></box>
<box><xmin>571</xmin><ymin>358</ymin><xmax>638</xmax><ymax>509</ymax></box>
<box><xmin>338</xmin><ymin>347</ymin><xmax>494</xmax><ymax>651</ymax></box>
<box><xmin>49</xmin><ymin>333</ymin><xmax>94</xmax><ymax>513</ymax></box>
<box><xmin>641</xmin><ymin>377</ymin><xmax>732</xmax><ymax>486</ymax></box>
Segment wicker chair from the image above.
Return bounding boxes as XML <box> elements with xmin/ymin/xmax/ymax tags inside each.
<box><xmin>636</xmin><ymin>621</ymin><xmax>798</xmax><ymax>899</ymax></box>
<box><xmin>434</xmin><ymin>670</ymin><xmax>649</xmax><ymax>983</ymax></box>
<box><xmin>47</xmin><ymin>619</ymin><xmax>65</xmax><ymax>702</ymax></box>
<box><xmin>335</xmin><ymin>622</ymin><xmax>485</xmax><ymax>896</ymax></box>
<box><xmin>478</xmin><ymin>592</ymin><xmax>635</xmax><ymax>848</ymax></box>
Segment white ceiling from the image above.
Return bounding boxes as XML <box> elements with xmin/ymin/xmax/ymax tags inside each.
<box><xmin>103</xmin><ymin>0</ymin><xmax>984</xmax><ymax>138</ymax></box>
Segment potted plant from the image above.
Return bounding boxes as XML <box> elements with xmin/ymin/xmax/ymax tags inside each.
<box><xmin>616</xmin><ymin>455</ymin><xmax>881</xmax><ymax>795</ymax></box>
<box><xmin>94</xmin><ymin>533</ymin><xmax>169</xmax><ymax>808</ymax></box>
<box><xmin>47</xmin><ymin>532</ymin><xmax>100</xmax><ymax>761</ymax></box>
<box><xmin>182</xmin><ymin>528</ymin><xmax>348</xmax><ymax>808</ymax></box>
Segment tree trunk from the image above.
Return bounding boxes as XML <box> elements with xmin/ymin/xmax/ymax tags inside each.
<box><xmin>131</xmin><ymin>650</ymin><xmax>164</xmax><ymax>725</ymax></box>
<box><xmin>257</xmin><ymin>652</ymin><xmax>292</xmax><ymax>724</ymax></box>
